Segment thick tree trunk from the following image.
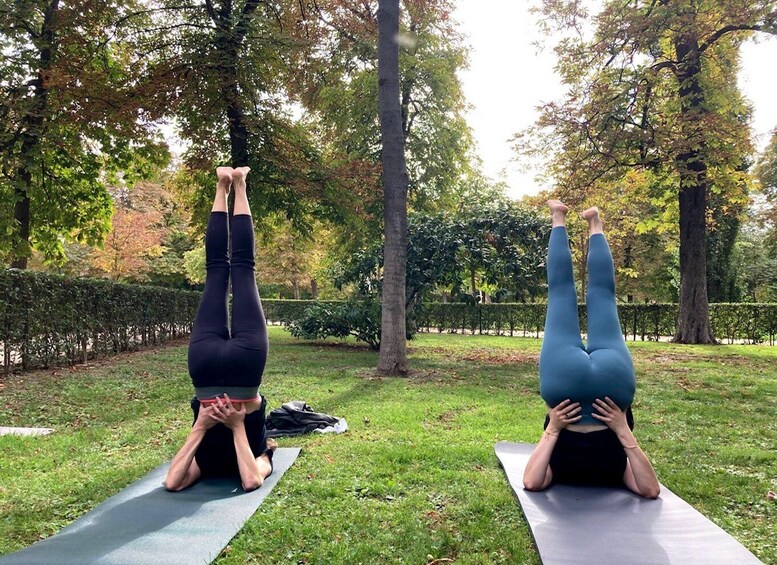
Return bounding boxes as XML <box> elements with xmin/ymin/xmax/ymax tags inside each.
<box><xmin>210</xmin><ymin>4</ymin><xmax>255</xmax><ymax>170</ymax></box>
<box><xmin>672</xmin><ymin>31</ymin><xmax>716</xmax><ymax>344</ymax></box>
<box><xmin>674</xmin><ymin>182</ymin><xmax>715</xmax><ymax>342</ymax></box>
<box><xmin>226</xmin><ymin>81</ymin><xmax>250</xmax><ymax>168</ymax></box>
<box><xmin>376</xmin><ymin>0</ymin><xmax>409</xmax><ymax>376</ymax></box>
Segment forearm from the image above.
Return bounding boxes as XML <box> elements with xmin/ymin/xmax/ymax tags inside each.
<box><xmin>232</xmin><ymin>423</ymin><xmax>263</xmax><ymax>491</ymax></box>
<box><xmin>166</xmin><ymin>426</ymin><xmax>206</xmax><ymax>489</ymax></box>
<box><xmin>523</xmin><ymin>430</ymin><xmax>558</xmax><ymax>490</ymax></box>
<box><xmin>617</xmin><ymin>429</ymin><xmax>661</xmax><ymax>498</ymax></box>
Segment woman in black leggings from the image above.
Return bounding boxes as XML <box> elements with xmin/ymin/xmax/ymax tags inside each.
<box><xmin>165</xmin><ymin>166</ymin><xmax>275</xmax><ymax>492</ymax></box>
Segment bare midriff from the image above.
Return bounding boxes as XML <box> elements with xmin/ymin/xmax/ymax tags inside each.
<box><xmin>200</xmin><ymin>395</ymin><xmax>263</xmax><ymax>415</ymax></box>
<box><xmin>566</xmin><ymin>423</ymin><xmax>608</xmax><ymax>433</ymax></box>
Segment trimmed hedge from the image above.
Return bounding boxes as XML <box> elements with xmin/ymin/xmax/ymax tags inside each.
<box><xmin>6</xmin><ymin>275</ymin><xmax>777</xmax><ymax>376</ymax></box>
<box><xmin>415</xmin><ymin>302</ymin><xmax>777</xmax><ymax>345</ymax></box>
<box><xmin>1</xmin><ymin>269</ymin><xmax>200</xmax><ymax>375</ymax></box>
<box><xmin>262</xmin><ymin>300</ymin><xmax>777</xmax><ymax>345</ymax></box>
<box><xmin>262</xmin><ymin>299</ymin><xmax>343</xmax><ymax>325</ymax></box>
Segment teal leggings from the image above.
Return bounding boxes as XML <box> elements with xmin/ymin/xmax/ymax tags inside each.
<box><xmin>539</xmin><ymin>227</ymin><xmax>635</xmax><ymax>425</ymax></box>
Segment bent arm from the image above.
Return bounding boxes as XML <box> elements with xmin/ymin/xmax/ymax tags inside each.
<box><xmin>617</xmin><ymin>428</ymin><xmax>661</xmax><ymax>499</ymax></box>
<box><xmin>592</xmin><ymin>397</ymin><xmax>660</xmax><ymax>499</ymax></box>
<box><xmin>523</xmin><ymin>399</ymin><xmax>581</xmax><ymax>491</ymax></box>
<box><xmin>232</xmin><ymin>422</ymin><xmax>264</xmax><ymax>491</ymax></box>
<box><xmin>523</xmin><ymin>430</ymin><xmax>557</xmax><ymax>491</ymax></box>
<box><xmin>164</xmin><ymin>426</ymin><xmax>205</xmax><ymax>492</ymax></box>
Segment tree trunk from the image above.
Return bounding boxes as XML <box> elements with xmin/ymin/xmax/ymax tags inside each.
<box><xmin>376</xmin><ymin>0</ymin><xmax>409</xmax><ymax>376</ymax></box>
<box><xmin>672</xmin><ymin>31</ymin><xmax>716</xmax><ymax>344</ymax></box>
<box><xmin>578</xmin><ymin>232</ymin><xmax>587</xmax><ymax>303</ymax></box>
<box><xmin>470</xmin><ymin>263</ymin><xmax>476</xmax><ymax>299</ymax></box>
<box><xmin>10</xmin><ymin>187</ymin><xmax>31</xmax><ymax>269</ymax></box>
<box><xmin>226</xmin><ymin>81</ymin><xmax>250</xmax><ymax>168</ymax></box>
<box><xmin>211</xmin><ymin>4</ymin><xmax>253</xmax><ymax>170</ymax></box>
<box><xmin>10</xmin><ymin>0</ymin><xmax>59</xmax><ymax>269</ymax></box>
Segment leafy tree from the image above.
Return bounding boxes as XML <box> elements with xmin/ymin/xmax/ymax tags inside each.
<box><xmin>0</xmin><ymin>0</ymin><xmax>169</xmax><ymax>267</ymax></box>
<box><xmin>521</xmin><ymin>0</ymin><xmax>775</xmax><ymax>343</ymax></box>
<box><xmin>298</xmin><ymin>0</ymin><xmax>477</xmax><ymax>216</ymax></box>
<box><xmin>255</xmin><ymin>219</ymin><xmax>327</xmax><ymax>299</ymax></box>
<box><xmin>132</xmin><ymin>0</ymin><xmax>352</xmax><ymax>236</ymax></box>
<box><xmin>333</xmin><ymin>203</ymin><xmax>549</xmax><ymax>310</ymax></box>
<box><xmin>90</xmin><ymin>206</ymin><xmax>164</xmax><ymax>281</ymax></box>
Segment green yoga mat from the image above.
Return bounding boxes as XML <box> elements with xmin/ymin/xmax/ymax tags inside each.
<box><xmin>0</xmin><ymin>448</ymin><xmax>300</xmax><ymax>565</ymax></box>
<box><xmin>495</xmin><ymin>442</ymin><xmax>763</xmax><ymax>565</ymax></box>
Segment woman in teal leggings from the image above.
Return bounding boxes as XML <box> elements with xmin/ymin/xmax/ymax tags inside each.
<box><xmin>523</xmin><ymin>201</ymin><xmax>660</xmax><ymax>498</ymax></box>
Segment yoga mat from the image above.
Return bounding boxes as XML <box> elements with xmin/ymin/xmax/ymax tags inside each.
<box><xmin>0</xmin><ymin>447</ymin><xmax>301</xmax><ymax>565</ymax></box>
<box><xmin>495</xmin><ymin>442</ymin><xmax>763</xmax><ymax>565</ymax></box>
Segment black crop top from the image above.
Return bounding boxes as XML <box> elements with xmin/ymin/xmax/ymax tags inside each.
<box><xmin>191</xmin><ymin>396</ymin><xmax>268</xmax><ymax>477</ymax></box>
<box><xmin>543</xmin><ymin>407</ymin><xmax>634</xmax><ymax>487</ymax></box>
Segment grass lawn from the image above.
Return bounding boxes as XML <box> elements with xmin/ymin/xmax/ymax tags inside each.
<box><xmin>0</xmin><ymin>327</ymin><xmax>775</xmax><ymax>564</ymax></box>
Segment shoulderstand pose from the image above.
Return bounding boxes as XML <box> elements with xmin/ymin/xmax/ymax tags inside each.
<box><xmin>165</xmin><ymin>166</ymin><xmax>275</xmax><ymax>492</ymax></box>
<box><xmin>523</xmin><ymin>201</ymin><xmax>660</xmax><ymax>499</ymax></box>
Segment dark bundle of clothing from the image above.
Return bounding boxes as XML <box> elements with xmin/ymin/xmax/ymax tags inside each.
<box><xmin>266</xmin><ymin>401</ymin><xmax>347</xmax><ymax>438</ymax></box>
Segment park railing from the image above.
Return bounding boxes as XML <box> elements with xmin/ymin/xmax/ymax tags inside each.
<box><xmin>0</xmin><ymin>269</ymin><xmax>200</xmax><ymax>375</ymax></box>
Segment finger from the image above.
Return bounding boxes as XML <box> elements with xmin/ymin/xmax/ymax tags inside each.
<box><xmin>570</xmin><ymin>415</ymin><xmax>582</xmax><ymax>422</ymax></box>
<box><xmin>224</xmin><ymin>393</ymin><xmax>233</xmax><ymax>409</ymax></box>
<box><xmin>605</xmin><ymin>397</ymin><xmax>619</xmax><ymax>409</ymax></box>
<box><xmin>593</xmin><ymin>399</ymin><xmax>610</xmax><ymax>413</ymax></box>
<box><xmin>556</xmin><ymin>399</ymin><xmax>572</xmax><ymax>409</ymax></box>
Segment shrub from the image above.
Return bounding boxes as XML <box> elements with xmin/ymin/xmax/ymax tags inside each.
<box><xmin>287</xmin><ymin>300</ymin><xmax>382</xmax><ymax>349</ymax></box>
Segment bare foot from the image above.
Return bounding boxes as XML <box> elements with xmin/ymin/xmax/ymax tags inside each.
<box><xmin>254</xmin><ymin>438</ymin><xmax>277</xmax><ymax>486</ymax></box>
<box><xmin>216</xmin><ymin>166</ymin><xmax>233</xmax><ymax>194</ymax></box>
<box><xmin>581</xmin><ymin>206</ymin><xmax>599</xmax><ymax>222</ymax></box>
<box><xmin>547</xmin><ymin>200</ymin><xmax>568</xmax><ymax>228</ymax></box>
<box><xmin>231</xmin><ymin>166</ymin><xmax>251</xmax><ymax>190</ymax></box>
<box><xmin>582</xmin><ymin>206</ymin><xmax>604</xmax><ymax>235</ymax></box>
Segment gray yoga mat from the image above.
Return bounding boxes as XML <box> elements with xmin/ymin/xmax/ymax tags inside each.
<box><xmin>0</xmin><ymin>447</ymin><xmax>301</xmax><ymax>565</ymax></box>
<box><xmin>495</xmin><ymin>442</ymin><xmax>763</xmax><ymax>565</ymax></box>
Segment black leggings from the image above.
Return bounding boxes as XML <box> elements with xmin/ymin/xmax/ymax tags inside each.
<box><xmin>188</xmin><ymin>212</ymin><xmax>268</xmax><ymax>400</ymax></box>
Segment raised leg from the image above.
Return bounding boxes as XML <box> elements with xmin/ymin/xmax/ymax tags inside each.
<box><xmin>541</xmin><ymin>201</ymin><xmax>584</xmax><ymax>350</ymax></box>
<box><xmin>229</xmin><ymin>167</ymin><xmax>268</xmax><ymax>348</ymax></box>
<box><xmin>582</xmin><ymin>208</ymin><xmax>626</xmax><ymax>351</ymax></box>
<box><xmin>539</xmin><ymin>201</ymin><xmax>589</xmax><ymax>407</ymax></box>
<box><xmin>190</xmin><ymin>170</ymin><xmax>233</xmax><ymax>339</ymax></box>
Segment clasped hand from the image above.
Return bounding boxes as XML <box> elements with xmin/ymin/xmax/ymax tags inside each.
<box><xmin>209</xmin><ymin>394</ymin><xmax>246</xmax><ymax>429</ymax></box>
<box><xmin>194</xmin><ymin>394</ymin><xmax>246</xmax><ymax>431</ymax></box>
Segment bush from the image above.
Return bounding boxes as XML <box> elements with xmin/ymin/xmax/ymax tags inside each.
<box><xmin>286</xmin><ymin>300</ymin><xmax>382</xmax><ymax>349</ymax></box>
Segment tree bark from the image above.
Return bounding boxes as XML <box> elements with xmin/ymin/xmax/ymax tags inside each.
<box><xmin>672</xmin><ymin>30</ymin><xmax>716</xmax><ymax>344</ymax></box>
<box><xmin>376</xmin><ymin>0</ymin><xmax>409</xmax><ymax>375</ymax></box>
<box><xmin>10</xmin><ymin>0</ymin><xmax>60</xmax><ymax>269</ymax></box>
<box><xmin>210</xmin><ymin>3</ymin><xmax>255</xmax><ymax>170</ymax></box>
